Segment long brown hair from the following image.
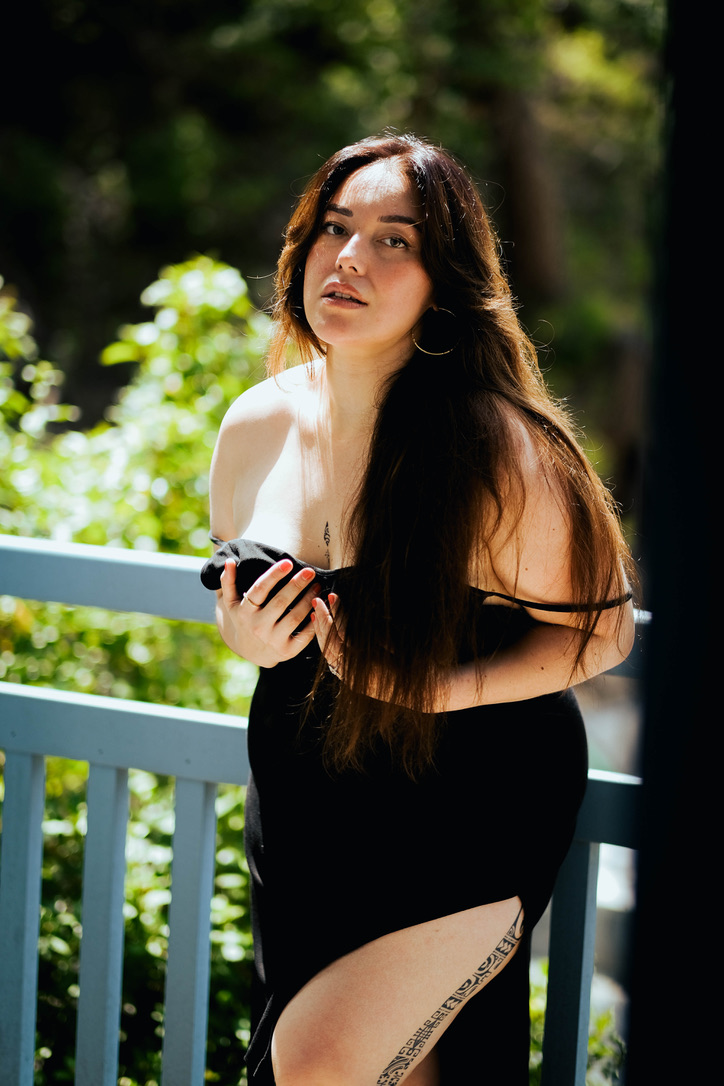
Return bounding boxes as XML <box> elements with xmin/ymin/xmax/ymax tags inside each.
<box><xmin>269</xmin><ymin>133</ymin><xmax>635</xmax><ymax>776</ymax></box>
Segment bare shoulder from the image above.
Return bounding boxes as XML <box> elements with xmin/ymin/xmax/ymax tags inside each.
<box><xmin>209</xmin><ymin>364</ymin><xmax>318</xmax><ymax>540</ymax></box>
<box><xmin>480</xmin><ymin>404</ymin><xmax>576</xmax><ymax>606</ymax></box>
<box><xmin>213</xmin><ymin>363</ymin><xmax>319</xmax><ymax>468</ymax></box>
<box><xmin>474</xmin><ymin>400</ymin><xmax>633</xmax><ymax>644</ymax></box>
<box><xmin>219</xmin><ymin>364</ymin><xmax>313</xmax><ymax>434</ymax></box>
<box><xmin>477</xmin><ymin>399</ymin><xmax>567</xmax><ymax>512</ymax></box>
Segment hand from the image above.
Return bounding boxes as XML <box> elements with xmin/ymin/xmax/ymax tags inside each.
<box><xmin>218</xmin><ymin>557</ymin><xmax>320</xmax><ymax>667</ymax></box>
<box><xmin>311</xmin><ymin>592</ymin><xmax>345</xmax><ymax>679</ymax></box>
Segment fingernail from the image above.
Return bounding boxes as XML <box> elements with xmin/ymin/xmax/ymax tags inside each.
<box><xmin>300</xmin><ymin>568</ymin><xmax>314</xmax><ymax>581</ymax></box>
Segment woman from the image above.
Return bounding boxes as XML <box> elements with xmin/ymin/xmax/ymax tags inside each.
<box><xmin>202</xmin><ymin>133</ymin><xmax>635</xmax><ymax>1085</ymax></box>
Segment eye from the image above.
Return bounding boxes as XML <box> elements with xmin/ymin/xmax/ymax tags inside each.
<box><xmin>321</xmin><ymin>221</ymin><xmax>347</xmax><ymax>237</ymax></box>
<box><xmin>382</xmin><ymin>235</ymin><xmax>410</xmax><ymax>249</ymax></box>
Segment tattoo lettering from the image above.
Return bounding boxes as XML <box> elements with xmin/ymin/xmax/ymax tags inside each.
<box><xmin>324</xmin><ymin>520</ymin><xmax>331</xmax><ymax>564</ymax></box>
<box><xmin>376</xmin><ymin>907</ymin><xmax>524</xmax><ymax>1086</ymax></box>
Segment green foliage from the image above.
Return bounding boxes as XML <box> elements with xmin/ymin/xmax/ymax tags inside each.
<box><xmin>2</xmin><ymin>255</ymin><xmax>268</xmax><ymax>551</ymax></box>
<box><xmin>2</xmin><ymin>0</ymin><xmax>664</xmax><ymax>431</ymax></box>
<box><xmin>1</xmin><ymin>277</ymin><xmax>79</xmax><ymax>434</ymax></box>
<box><xmin>529</xmin><ymin>965</ymin><xmax>626</xmax><ymax>1084</ymax></box>
<box><xmin>1</xmin><ymin>256</ymin><xmax>267</xmax><ymax>1081</ymax></box>
<box><xmin>1</xmin><ymin>0</ymin><xmax>663</xmax><ymax>528</ymax></box>
<box><xmin>1</xmin><ymin>256</ymin><xmax>266</xmax><ymax>715</ymax></box>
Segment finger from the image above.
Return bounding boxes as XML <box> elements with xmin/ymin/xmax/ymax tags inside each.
<box><xmin>311</xmin><ymin>597</ymin><xmax>338</xmax><ymax>655</ymax></box>
<box><xmin>311</xmin><ymin>595</ymin><xmax>334</xmax><ymax>631</ymax></box>
<box><xmin>326</xmin><ymin>593</ymin><xmax>347</xmax><ymax>641</ymax></box>
<box><xmin>268</xmin><ymin>581</ymin><xmax>322</xmax><ymax>659</ymax></box>
<box><xmin>239</xmin><ymin>557</ymin><xmax>293</xmax><ymax>608</ymax></box>
<box><xmin>273</xmin><ymin>580</ymin><xmax>322</xmax><ymax>636</ymax></box>
<box><xmin>286</xmin><ymin>617</ymin><xmax>319</xmax><ymax>653</ymax></box>
<box><xmin>246</xmin><ymin>560</ymin><xmax>320</xmax><ymax>613</ymax></box>
<box><xmin>312</xmin><ymin>598</ymin><xmax>345</xmax><ymax>678</ymax></box>
<box><xmin>220</xmin><ymin>559</ymin><xmax>241</xmax><ymax>605</ymax></box>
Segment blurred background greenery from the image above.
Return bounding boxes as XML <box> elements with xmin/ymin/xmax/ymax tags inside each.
<box><xmin>1</xmin><ymin>0</ymin><xmax>664</xmax><ymax>1081</ymax></box>
<box><xmin>1</xmin><ymin>0</ymin><xmax>663</xmax><ymax>504</ymax></box>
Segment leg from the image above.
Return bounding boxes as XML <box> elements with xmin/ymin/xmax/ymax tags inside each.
<box><xmin>271</xmin><ymin>896</ymin><xmax>524</xmax><ymax>1086</ymax></box>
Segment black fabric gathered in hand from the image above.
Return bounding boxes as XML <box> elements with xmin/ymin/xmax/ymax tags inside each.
<box><xmin>200</xmin><ymin>537</ymin><xmax>339</xmax><ymax>609</ymax></box>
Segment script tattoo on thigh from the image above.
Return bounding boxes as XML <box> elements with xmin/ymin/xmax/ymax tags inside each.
<box><xmin>376</xmin><ymin>907</ymin><xmax>524</xmax><ymax>1086</ymax></box>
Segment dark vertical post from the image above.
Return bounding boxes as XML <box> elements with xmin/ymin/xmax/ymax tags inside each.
<box><xmin>625</xmin><ymin>1</ymin><xmax>711</xmax><ymax>1079</ymax></box>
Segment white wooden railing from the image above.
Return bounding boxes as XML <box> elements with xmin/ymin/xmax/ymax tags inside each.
<box><xmin>0</xmin><ymin>533</ymin><xmax>643</xmax><ymax>1085</ymax></box>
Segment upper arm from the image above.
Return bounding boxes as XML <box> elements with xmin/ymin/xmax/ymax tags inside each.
<box><xmin>209</xmin><ymin>406</ymin><xmax>245</xmax><ymax>546</ymax></box>
<box><xmin>488</xmin><ymin>456</ymin><xmax>577</xmax><ymax>626</ymax></box>
<box><xmin>483</xmin><ymin>420</ymin><xmax>633</xmax><ymax>647</ymax></box>
<box><xmin>208</xmin><ymin>377</ymin><xmax>291</xmax><ymax>545</ymax></box>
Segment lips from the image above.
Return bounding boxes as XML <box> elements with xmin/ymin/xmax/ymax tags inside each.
<box><xmin>322</xmin><ymin>282</ymin><xmax>367</xmax><ymax>305</ymax></box>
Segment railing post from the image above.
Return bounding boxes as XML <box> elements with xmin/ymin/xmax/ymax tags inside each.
<box><xmin>161</xmin><ymin>777</ymin><xmax>218</xmax><ymax>1086</ymax></box>
<box><xmin>0</xmin><ymin>751</ymin><xmax>46</xmax><ymax>1086</ymax></box>
<box><xmin>74</xmin><ymin>764</ymin><xmax>129</xmax><ymax>1086</ymax></box>
<box><xmin>541</xmin><ymin>838</ymin><xmax>600</xmax><ymax>1086</ymax></box>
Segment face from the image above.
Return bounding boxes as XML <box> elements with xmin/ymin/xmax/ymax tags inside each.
<box><xmin>302</xmin><ymin>159</ymin><xmax>434</xmax><ymax>363</ymax></box>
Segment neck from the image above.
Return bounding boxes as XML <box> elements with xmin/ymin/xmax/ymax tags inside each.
<box><xmin>319</xmin><ymin>343</ymin><xmax>409</xmax><ymax>436</ymax></box>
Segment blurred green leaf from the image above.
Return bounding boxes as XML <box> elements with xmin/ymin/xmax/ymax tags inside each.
<box><xmin>1</xmin><ymin>257</ymin><xmax>266</xmax><ymax>1083</ymax></box>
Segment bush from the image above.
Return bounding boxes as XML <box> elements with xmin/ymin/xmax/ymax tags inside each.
<box><xmin>1</xmin><ymin>257</ymin><xmax>268</xmax><ymax>1083</ymax></box>
<box><xmin>1</xmin><ymin>256</ymin><xmax>268</xmax><ymax>710</ymax></box>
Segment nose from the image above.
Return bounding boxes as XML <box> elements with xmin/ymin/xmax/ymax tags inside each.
<box><xmin>336</xmin><ymin>233</ymin><xmax>365</xmax><ymax>273</ymax></box>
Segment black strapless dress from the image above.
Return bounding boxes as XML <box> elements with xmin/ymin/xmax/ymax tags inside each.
<box><xmin>201</xmin><ymin>539</ymin><xmax>589</xmax><ymax>1085</ymax></box>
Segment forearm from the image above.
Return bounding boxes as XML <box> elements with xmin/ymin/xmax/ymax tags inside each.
<box><xmin>311</xmin><ymin>594</ymin><xmax>634</xmax><ymax>711</ymax></box>
<box><xmin>440</xmin><ymin>615</ymin><xmax>633</xmax><ymax>712</ymax></box>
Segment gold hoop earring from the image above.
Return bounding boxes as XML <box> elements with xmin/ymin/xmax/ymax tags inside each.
<box><xmin>412</xmin><ymin>308</ymin><xmax>459</xmax><ymax>356</ymax></box>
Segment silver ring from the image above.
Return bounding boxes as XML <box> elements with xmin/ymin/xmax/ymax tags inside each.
<box><xmin>242</xmin><ymin>592</ymin><xmax>262</xmax><ymax>608</ymax></box>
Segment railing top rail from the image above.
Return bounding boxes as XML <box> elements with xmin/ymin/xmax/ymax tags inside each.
<box><xmin>0</xmin><ymin>681</ymin><xmax>249</xmax><ymax>786</ymax></box>
<box><xmin>0</xmin><ymin>533</ymin><xmax>213</xmax><ymax>624</ymax></box>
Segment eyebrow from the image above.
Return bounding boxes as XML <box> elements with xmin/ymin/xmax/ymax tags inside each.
<box><xmin>326</xmin><ymin>203</ymin><xmax>422</xmax><ymax>229</ymax></box>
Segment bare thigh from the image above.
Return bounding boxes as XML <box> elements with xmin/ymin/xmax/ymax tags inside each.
<box><xmin>271</xmin><ymin>896</ymin><xmax>524</xmax><ymax>1086</ymax></box>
